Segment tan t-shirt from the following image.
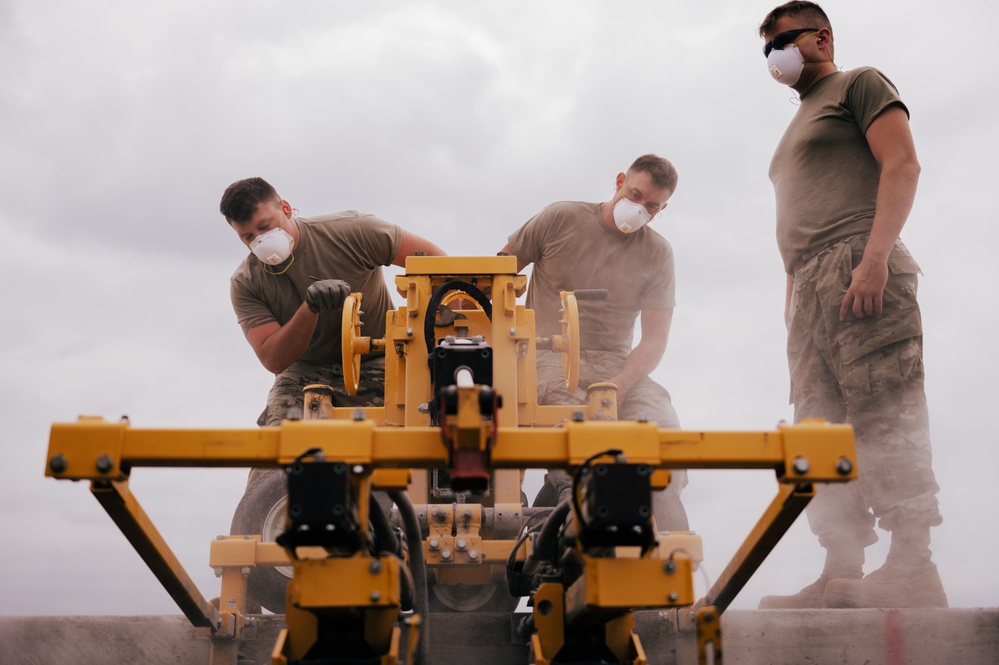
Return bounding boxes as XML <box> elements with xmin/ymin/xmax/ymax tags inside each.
<box><xmin>770</xmin><ymin>67</ymin><xmax>908</xmax><ymax>273</ymax></box>
<box><xmin>506</xmin><ymin>201</ymin><xmax>675</xmax><ymax>355</ymax></box>
<box><xmin>230</xmin><ymin>211</ymin><xmax>401</xmax><ymax>364</ymax></box>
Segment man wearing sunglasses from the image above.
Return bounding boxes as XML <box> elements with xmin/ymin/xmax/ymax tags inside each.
<box><xmin>757</xmin><ymin>2</ymin><xmax>945</xmax><ymax>609</ymax></box>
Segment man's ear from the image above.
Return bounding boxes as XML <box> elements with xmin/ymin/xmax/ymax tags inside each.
<box><xmin>280</xmin><ymin>199</ymin><xmax>293</xmax><ymax>218</ymax></box>
<box><xmin>614</xmin><ymin>172</ymin><xmax>627</xmax><ymax>190</ymax></box>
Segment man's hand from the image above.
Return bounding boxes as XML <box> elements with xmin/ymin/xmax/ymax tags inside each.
<box><xmin>839</xmin><ymin>256</ymin><xmax>888</xmax><ymax>321</ymax></box>
<box><xmin>305</xmin><ymin>279</ymin><xmax>351</xmax><ymax>313</ymax></box>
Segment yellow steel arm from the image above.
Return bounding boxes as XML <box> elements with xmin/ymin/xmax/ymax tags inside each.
<box><xmin>48</xmin><ymin>418</ymin><xmax>855</xmax><ymax>482</ymax></box>
<box><xmin>90</xmin><ymin>479</ymin><xmax>215</xmax><ymax>629</ymax></box>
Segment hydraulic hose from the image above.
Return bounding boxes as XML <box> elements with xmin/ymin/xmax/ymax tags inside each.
<box><xmin>520</xmin><ymin>500</ymin><xmax>571</xmax><ymax>580</ymax></box>
<box><xmin>389</xmin><ymin>490</ymin><xmax>429</xmax><ymax>665</ymax></box>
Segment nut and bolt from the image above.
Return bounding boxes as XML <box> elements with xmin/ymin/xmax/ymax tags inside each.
<box><xmin>571</xmin><ymin>410</ymin><xmax>585</xmax><ymax>422</ymax></box>
<box><xmin>468</xmin><ymin>549</ymin><xmax>479</xmax><ymax>560</ymax></box>
<box><xmin>49</xmin><ymin>455</ymin><xmax>68</xmax><ymax>474</ymax></box>
<box><xmin>369</xmin><ymin>560</ymin><xmax>382</xmax><ymax>574</ymax></box>
<box><xmin>836</xmin><ymin>457</ymin><xmax>854</xmax><ymax>475</ymax></box>
<box><xmin>663</xmin><ymin>561</ymin><xmax>677</xmax><ymax>574</ymax></box>
<box><xmin>441</xmin><ymin>549</ymin><xmax>452</xmax><ymax>561</ymax></box>
<box><xmin>429</xmin><ymin>537</ymin><xmax>440</xmax><ymax>550</ymax></box>
<box><xmin>95</xmin><ymin>455</ymin><xmax>114</xmax><ymax>473</ymax></box>
<box><xmin>456</xmin><ymin>538</ymin><xmax>467</xmax><ymax>551</ymax></box>
<box><xmin>792</xmin><ymin>456</ymin><xmax>810</xmax><ymax>475</ymax></box>
<box><xmin>406</xmin><ymin>327</ymin><xmax>414</xmax><ymax>336</ymax></box>
<box><xmin>668</xmin><ymin>592</ymin><xmax>679</xmax><ymax>602</ymax></box>
<box><xmin>370</xmin><ymin>591</ymin><xmax>381</xmax><ymax>602</ymax></box>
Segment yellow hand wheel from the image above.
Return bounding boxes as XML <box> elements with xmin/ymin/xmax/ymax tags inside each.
<box><xmin>341</xmin><ymin>293</ymin><xmax>367</xmax><ymax>395</ymax></box>
<box><xmin>552</xmin><ymin>291</ymin><xmax>580</xmax><ymax>393</ymax></box>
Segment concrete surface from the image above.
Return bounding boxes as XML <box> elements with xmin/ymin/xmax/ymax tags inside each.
<box><xmin>2</xmin><ymin>609</ymin><xmax>997</xmax><ymax>664</ymax></box>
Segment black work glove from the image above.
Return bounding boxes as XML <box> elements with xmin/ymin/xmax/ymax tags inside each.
<box><xmin>305</xmin><ymin>279</ymin><xmax>351</xmax><ymax>313</ymax></box>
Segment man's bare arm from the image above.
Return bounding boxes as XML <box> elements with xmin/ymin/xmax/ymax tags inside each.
<box><xmin>499</xmin><ymin>242</ymin><xmax>527</xmax><ymax>272</ymax></box>
<box><xmin>392</xmin><ymin>229</ymin><xmax>447</xmax><ymax>267</ymax></box>
<box><xmin>609</xmin><ymin>307</ymin><xmax>672</xmax><ymax>399</ymax></box>
<box><xmin>839</xmin><ymin>105</ymin><xmax>920</xmax><ymax>321</ymax></box>
<box><xmin>240</xmin><ymin>305</ymin><xmax>320</xmax><ymax>374</ymax></box>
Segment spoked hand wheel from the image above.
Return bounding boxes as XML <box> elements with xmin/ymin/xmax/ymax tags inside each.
<box><xmin>341</xmin><ymin>293</ymin><xmax>368</xmax><ymax>395</ymax></box>
<box><xmin>551</xmin><ymin>291</ymin><xmax>580</xmax><ymax>393</ymax></box>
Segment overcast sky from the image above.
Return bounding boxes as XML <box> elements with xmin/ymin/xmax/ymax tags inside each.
<box><xmin>2</xmin><ymin>0</ymin><xmax>996</xmax><ymax>619</ymax></box>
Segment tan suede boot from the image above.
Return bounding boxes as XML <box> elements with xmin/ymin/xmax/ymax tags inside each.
<box><xmin>824</xmin><ymin>526</ymin><xmax>947</xmax><ymax>608</ymax></box>
<box><xmin>758</xmin><ymin>546</ymin><xmax>863</xmax><ymax>609</ymax></box>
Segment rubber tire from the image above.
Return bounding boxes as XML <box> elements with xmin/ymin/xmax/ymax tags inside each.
<box><xmin>428</xmin><ymin>582</ymin><xmax>521</xmax><ymax>613</ymax></box>
<box><xmin>230</xmin><ymin>469</ymin><xmax>291</xmax><ymax>614</ymax></box>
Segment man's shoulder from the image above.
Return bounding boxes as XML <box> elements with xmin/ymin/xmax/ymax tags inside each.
<box><xmin>527</xmin><ymin>200</ymin><xmax>599</xmax><ymax>229</ymax></box>
<box><xmin>636</xmin><ymin>225</ymin><xmax>673</xmax><ymax>254</ymax></box>
<box><xmin>299</xmin><ymin>210</ymin><xmax>386</xmax><ymax>230</ymax></box>
<box><xmin>540</xmin><ymin>200</ymin><xmax>597</xmax><ymax>217</ymax></box>
<box><xmin>230</xmin><ymin>254</ymin><xmax>255</xmax><ymax>284</ymax></box>
<box><xmin>834</xmin><ymin>66</ymin><xmax>899</xmax><ymax>92</ymax></box>
<box><xmin>299</xmin><ymin>211</ymin><xmax>398</xmax><ymax>244</ymax></box>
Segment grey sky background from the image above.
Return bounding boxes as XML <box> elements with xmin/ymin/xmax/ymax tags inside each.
<box><xmin>2</xmin><ymin>0</ymin><xmax>996</xmax><ymax>617</ymax></box>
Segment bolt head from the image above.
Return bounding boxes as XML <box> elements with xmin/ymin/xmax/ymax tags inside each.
<box><xmin>369</xmin><ymin>560</ymin><xmax>383</xmax><ymax>574</ymax></box>
<box><xmin>792</xmin><ymin>456</ymin><xmax>810</xmax><ymax>475</ymax></box>
<box><xmin>95</xmin><ymin>455</ymin><xmax>114</xmax><ymax>473</ymax></box>
<box><xmin>836</xmin><ymin>457</ymin><xmax>854</xmax><ymax>475</ymax></box>
<box><xmin>49</xmin><ymin>455</ymin><xmax>68</xmax><ymax>474</ymax></box>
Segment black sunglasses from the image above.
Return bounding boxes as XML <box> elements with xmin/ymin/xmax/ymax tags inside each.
<box><xmin>763</xmin><ymin>28</ymin><xmax>818</xmax><ymax>57</ymax></box>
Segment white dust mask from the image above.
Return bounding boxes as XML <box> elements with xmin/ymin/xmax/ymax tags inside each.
<box><xmin>767</xmin><ymin>45</ymin><xmax>805</xmax><ymax>85</ymax></box>
<box><xmin>250</xmin><ymin>226</ymin><xmax>295</xmax><ymax>265</ymax></box>
<box><xmin>613</xmin><ymin>198</ymin><xmax>652</xmax><ymax>234</ymax></box>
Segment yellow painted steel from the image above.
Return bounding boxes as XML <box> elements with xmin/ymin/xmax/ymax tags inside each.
<box><xmin>288</xmin><ymin>557</ymin><xmax>401</xmax><ymax>609</ymax></box>
<box><xmin>696</xmin><ymin>606</ymin><xmax>723</xmax><ymax>665</ymax></box>
<box><xmin>44</xmin><ymin>254</ymin><xmax>858</xmax><ymax>665</ymax></box>
<box><xmin>564</xmin><ymin>555</ymin><xmax>695</xmax><ymax>616</ymax></box>
<box><xmin>46</xmin><ymin>418</ymin><xmax>856</xmax><ymax>479</ymax></box>
<box><xmin>531</xmin><ymin>582</ymin><xmax>566</xmax><ymax>665</ymax></box>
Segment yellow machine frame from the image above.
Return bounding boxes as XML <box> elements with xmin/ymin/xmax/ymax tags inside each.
<box><xmin>45</xmin><ymin>255</ymin><xmax>857</xmax><ymax>665</ymax></box>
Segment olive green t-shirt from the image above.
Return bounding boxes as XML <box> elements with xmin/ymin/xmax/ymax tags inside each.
<box><xmin>506</xmin><ymin>201</ymin><xmax>675</xmax><ymax>355</ymax></box>
<box><xmin>230</xmin><ymin>211</ymin><xmax>401</xmax><ymax>364</ymax></box>
<box><xmin>770</xmin><ymin>67</ymin><xmax>908</xmax><ymax>273</ymax></box>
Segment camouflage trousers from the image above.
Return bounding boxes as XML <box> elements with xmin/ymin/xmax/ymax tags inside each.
<box><xmin>248</xmin><ymin>357</ymin><xmax>386</xmax><ymax>488</ymax></box>
<box><xmin>535</xmin><ymin>350</ymin><xmax>688</xmax><ymax>530</ymax></box>
<box><xmin>258</xmin><ymin>356</ymin><xmax>387</xmax><ymax>427</ymax></box>
<box><xmin>788</xmin><ymin>235</ymin><xmax>942</xmax><ymax>548</ymax></box>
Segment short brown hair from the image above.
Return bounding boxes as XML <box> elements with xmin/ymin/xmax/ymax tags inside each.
<box><xmin>628</xmin><ymin>154</ymin><xmax>678</xmax><ymax>193</ymax></box>
<box><xmin>219</xmin><ymin>177</ymin><xmax>280</xmax><ymax>224</ymax></box>
<box><xmin>759</xmin><ymin>1</ymin><xmax>831</xmax><ymax>37</ymax></box>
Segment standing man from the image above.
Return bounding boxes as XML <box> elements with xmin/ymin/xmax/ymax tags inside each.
<box><xmin>757</xmin><ymin>2</ymin><xmax>945</xmax><ymax>608</ymax></box>
<box><xmin>502</xmin><ymin>154</ymin><xmax>688</xmax><ymax>530</ymax></box>
<box><xmin>221</xmin><ymin>177</ymin><xmax>445</xmax><ymax>434</ymax></box>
